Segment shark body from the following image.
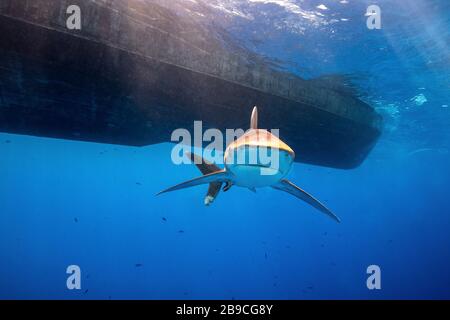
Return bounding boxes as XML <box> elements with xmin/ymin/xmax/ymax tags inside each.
<box><xmin>158</xmin><ymin>107</ymin><xmax>340</xmax><ymax>223</ymax></box>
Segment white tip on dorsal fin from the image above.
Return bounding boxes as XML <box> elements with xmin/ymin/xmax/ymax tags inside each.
<box><xmin>250</xmin><ymin>106</ymin><xmax>258</xmax><ymax>129</ymax></box>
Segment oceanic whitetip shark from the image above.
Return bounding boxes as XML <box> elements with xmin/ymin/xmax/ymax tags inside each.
<box><xmin>158</xmin><ymin>107</ymin><xmax>340</xmax><ymax>223</ymax></box>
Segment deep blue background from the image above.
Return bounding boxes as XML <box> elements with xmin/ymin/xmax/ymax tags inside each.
<box><xmin>0</xmin><ymin>0</ymin><xmax>449</xmax><ymax>299</ymax></box>
<box><xmin>1</xmin><ymin>136</ymin><xmax>449</xmax><ymax>299</ymax></box>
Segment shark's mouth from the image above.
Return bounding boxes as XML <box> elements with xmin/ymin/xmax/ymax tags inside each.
<box><xmin>232</xmin><ymin>163</ymin><xmax>286</xmax><ymax>176</ymax></box>
<box><xmin>238</xmin><ymin>163</ymin><xmax>272</xmax><ymax>169</ymax></box>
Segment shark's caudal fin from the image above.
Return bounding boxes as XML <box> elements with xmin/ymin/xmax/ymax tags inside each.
<box><xmin>157</xmin><ymin>160</ymin><xmax>231</xmax><ymax>202</ymax></box>
<box><xmin>186</xmin><ymin>152</ymin><xmax>221</xmax><ymax>175</ymax></box>
<box><xmin>186</xmin><ymin>152</ymin><xmax>231</xmax><ymax>205</ymax></box>
<box><xmin>272</xmin><ymin>179</ymin><xmax>341</xmax><ymax>223</ymax></box>
<box><xmin>250</xmin><ymin>106</ymin><xmax>258</xmax><ymax>129</ymax></box>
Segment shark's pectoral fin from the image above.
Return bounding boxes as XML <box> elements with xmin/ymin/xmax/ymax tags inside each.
<box><xmin>157</xmin><ymin>170</ymin><xmax>231</xmax><ymax>196</ymax></box>
<box><xmin>248</xmin><ymin>187</ymin><xmax>257</xmax><ymax>193</ymax></box>
<box><xmin>272</xmin><ymin>179</ymin><xmax>340</xmax><ymax>223</ymax></box>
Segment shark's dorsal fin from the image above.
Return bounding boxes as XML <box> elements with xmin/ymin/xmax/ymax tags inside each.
<box><xmin>250</xmin><ymin>106</ymin><xmax>258</xmax><ymax>129</ymax></box>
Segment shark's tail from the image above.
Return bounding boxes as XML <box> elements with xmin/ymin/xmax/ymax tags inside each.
<box><xmin>186</xmin><ymin>152</ymin><xmax>228</xmax><ymax>206</ymax></box>
<box><xmin>157</xmin><ymin>152</ymin><xmax>231</xmax><ymax>206</ymax></box>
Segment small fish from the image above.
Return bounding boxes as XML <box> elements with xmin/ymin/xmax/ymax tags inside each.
<box><xmin>135</xmin><ymin>263</ymin><xmax>143</xmax><ymax>267</ymax></box>
<box><xmin>178</xmin><ymin>230</ymin><xmax>184</xmax><ymax>233</ymax></box>
<box><xmin>162</xmin><ymin>217</ymin><xmax>167</xmax><ymax>222</ymax></box>
<box><xmin>307</xmin><ymin>286</ymin><xmax>314</xmax><ymax>291</ymax></box>
<box><xmin>84</xmin><ymin>289</ymin><xmax>89</xmax><ymax>294</ymax></box>
<box><xmin>135</xmin><ymin>182</ymin><xmax>142</xmax><ymax>186</ymax></box>
<box><xmin>4</xmin><ymin>140</ymin><xmax>11</xmax><ymax>144</ymax></box>
<box><xmin>74</xmin><ymin>218</ymin><xmax>78</xmax><ymax>223</ymax></box>
<box><xmin>264</xmin><ymin>252</ymin><xmax>268</xmax><ymax>259</ymax></box>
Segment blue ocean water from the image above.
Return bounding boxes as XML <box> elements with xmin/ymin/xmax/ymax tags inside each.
<box><xmin>0</xmin><ymin>0</ymin><xmax>449</xmax><ymax>299</ymax></box>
